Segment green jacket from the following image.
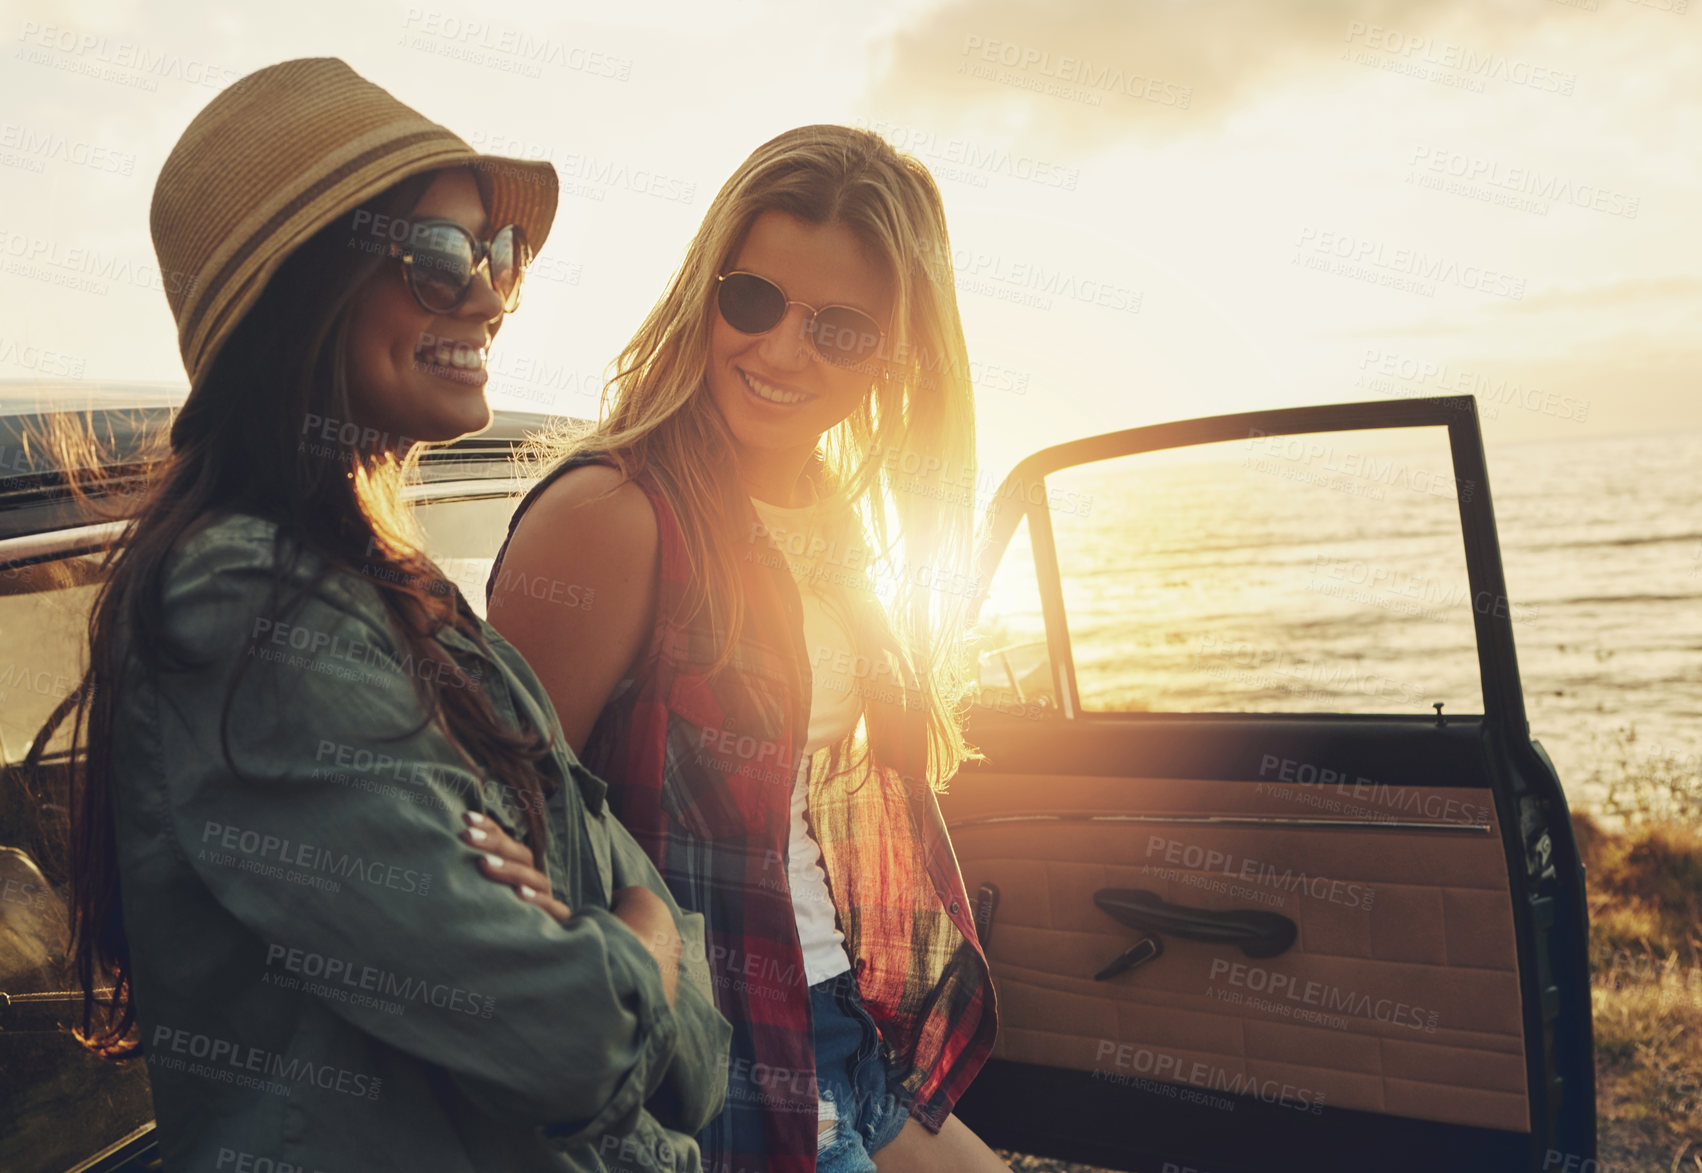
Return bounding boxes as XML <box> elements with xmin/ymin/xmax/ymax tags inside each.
<box><xmin>109</xmin><ymin>513</ymin><xmax>730</xmax><ymax>1172</ymax></box>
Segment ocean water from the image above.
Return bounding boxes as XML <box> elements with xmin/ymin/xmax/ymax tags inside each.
<box><xmin>1496</xmin><ymin>429</ymin><xmax>1702</xmax><ymax>810</ymax></box>
<box><xmin>971</xmin><ymin>425</ymin><xmax>1702</xmax><ymax>813</ymax></box>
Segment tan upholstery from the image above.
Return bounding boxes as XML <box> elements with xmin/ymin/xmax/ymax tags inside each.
<box><xmin>942</xmin><ymin>774</ymin><xmax>1530</xmax><ymax>1133</ymax></box>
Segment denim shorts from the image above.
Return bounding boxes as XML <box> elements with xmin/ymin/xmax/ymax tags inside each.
<box><xmin>810</xmin><ymin>970</ymin><xmax>911</xmax><ymax>1172</ymax></box>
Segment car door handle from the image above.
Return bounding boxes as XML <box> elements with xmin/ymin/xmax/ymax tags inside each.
<box><xmin>0</xmin><ymin>989</ymin><xmax>86</xmax><ymax>1032</ymax></box>
<box><xmin>1094</xmin><ymin>888</ymin><xmax>1297</xmax><ymax>958</ymax></box>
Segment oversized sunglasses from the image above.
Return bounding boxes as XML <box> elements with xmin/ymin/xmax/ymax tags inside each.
<box><xmin>386</xmin><ymin>219</ymin><xmax>531</xmax><ymax>314</ymax></box>
<box><xmin>715</xmin><ymin>271</ymin><xmax>886</xmax><ymax>368</ymax></box>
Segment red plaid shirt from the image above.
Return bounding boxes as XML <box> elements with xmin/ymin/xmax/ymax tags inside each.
<box><xmin>489</xmin><ymin>455</ymin><xmax>996</xmax><ymax>1173</ymax></box>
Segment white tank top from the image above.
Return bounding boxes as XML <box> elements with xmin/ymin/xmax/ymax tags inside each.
<box><xmin>749</xmin><ymin>490</ymin><xmax>861</xmax><ymax>985</ymax></box>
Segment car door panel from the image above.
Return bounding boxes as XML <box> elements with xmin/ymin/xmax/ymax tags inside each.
<box><xmin>952</xmin><ymin>769</ymin><xmax>1526</xmax><ymax>1131</ymax></box>
<box><xmin>946</xmin><ymin>398</ymin><xmax>1592</xmax><ymax>1173</ymax></box>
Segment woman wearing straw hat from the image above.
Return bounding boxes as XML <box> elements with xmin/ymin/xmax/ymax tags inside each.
<box><xmin>486</xmin><ymin>126</ymin><xmax>1005</xmax><ymax>1172</ymax></box>
<box><xmin>62</xmin><ymin>57</ymin><xmax>730</xmax><ymax>1172</ymax></box>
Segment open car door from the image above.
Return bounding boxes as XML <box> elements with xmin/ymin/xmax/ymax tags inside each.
<box><xmin>945</xmin><ymin>397</ymin><xmax>1593</xmax><ymax>1173</ymax></box>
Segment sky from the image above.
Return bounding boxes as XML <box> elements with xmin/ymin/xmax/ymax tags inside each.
<box><xmin>0</xmin><ymin>0</ymin><xmax>1697</xmax><ymax>482</ymax></box>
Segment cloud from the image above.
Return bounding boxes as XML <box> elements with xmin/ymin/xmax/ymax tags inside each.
<box><xmin>870</xmin><ymin>0</ymin><xmax>1583</xmax><ymax>149</ymax></box>
<box><xmin>1497</xmin><ymin>275</ymin><xmax>1702</xmax><ymax>314</ymax></box>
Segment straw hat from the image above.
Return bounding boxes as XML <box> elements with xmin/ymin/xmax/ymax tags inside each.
<box><xmin>150</xmin><ymin>57</ymin><xmax>558</xmax><ymax>388</ymax></box>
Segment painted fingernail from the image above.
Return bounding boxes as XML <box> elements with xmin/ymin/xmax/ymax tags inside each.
<box><xmin>483</xmin><ymin>854</ymin><xmax>503</xmax><ymax>868</ymax></box>
<box><xmin>519</xmin><ymin>885</ymin><xmax>537</xmax><ymax>899</ymax></box>
<box><xmin>464</xmin><ymin>811</ymin><xmax>487</xmax><ymax>825</ymax></box>
<box><xmin>465</xmin><ymin>826</ymin><xmax>488</xmax><ymax>842</ymax></box>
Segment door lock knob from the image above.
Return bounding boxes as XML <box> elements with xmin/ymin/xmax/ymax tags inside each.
<box><xmin>1094</xmin><ymin>934</ymin><xmax>1164</xmax><ymax>981</ymax></box>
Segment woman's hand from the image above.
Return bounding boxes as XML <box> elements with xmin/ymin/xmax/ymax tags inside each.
<box><xmin>610</xmin><ymin>886</ymin><xmax>682</xmax><ymax>1006</ymax></box>
<box><xmin>461</xmin><ymin>811</ymin><xmax>680</xmax><ymax>1004</ymax></box>
<box><xmin>461</xmin><ymin>810</ymin><xmax>573</xmax><ymax>923</ymax></box>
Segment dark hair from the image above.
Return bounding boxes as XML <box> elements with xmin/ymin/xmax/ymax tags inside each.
<box><xmin>62</xmin><ymin>168</ymin><xmax>557</xmax><ymax>1056</ymax></box>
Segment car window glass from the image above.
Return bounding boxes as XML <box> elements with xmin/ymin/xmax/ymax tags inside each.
<box><xmin>971</xmin><ymin>514</ymin><xmax>1056</xmax><ymax>716</ymax></box>
<box><xmin>411</xmin><ymin>495</ymin><xmax>529</xmax><ymax>620</ymax></box>
<box><xmin>1000</xmin><ymin>425</ymin><xmax>1489</xmax><ymax>715</ymax></box>
<box><xmin>0</xmin><ymin>555</ymin><xmax>154</xmax><ymax>1172</ymax></box>
<box><xmin>1041</xmin><ymin>425</ymin><xmax>1484</xmax><ymax>708</ymax></box>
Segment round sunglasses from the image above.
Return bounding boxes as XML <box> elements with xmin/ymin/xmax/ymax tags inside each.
<box><xmin>386</xmin><ymin>219</ymin><xmax>531</xmax><ymax>314</ymax></box>
<box><xmin>715</xmin><ymin>271</ymin><xmax>886</xmax><ymax>368</ymax></box>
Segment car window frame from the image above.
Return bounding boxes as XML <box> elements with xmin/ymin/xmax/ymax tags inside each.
<box><xmin>969</xmin><ymin>395</ymin><xmax>1528</xmax><ymax>737</ymax></box>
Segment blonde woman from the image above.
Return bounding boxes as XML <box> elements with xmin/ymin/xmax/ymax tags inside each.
<box><xmin>487</xmin><ymin>126</ymin><xmax>1004</xmax><ymax>1172</ymax></box>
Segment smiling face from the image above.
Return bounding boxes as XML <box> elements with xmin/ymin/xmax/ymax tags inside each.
<box><xmin>345</xmin><ymin>168</ymin><xmax>506</xmax><ymax>450</ymax></box>
<box><xmin>706</xmin><ymin>209</ymin><xmax>893</xmax><ymax>491</ymax></box>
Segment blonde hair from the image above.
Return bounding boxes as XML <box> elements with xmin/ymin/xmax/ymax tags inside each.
<box><xmin>522</xmin><ymin>124</ymin><xmax>979</xmax><ymax>786</ymax></box>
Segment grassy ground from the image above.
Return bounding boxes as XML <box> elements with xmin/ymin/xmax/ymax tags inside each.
<box><xmin>1577</xmin><ymin>810</ymin><xmax>1702</xmax><ymax>1171</ymax></box>
<box><xmin>995</xmin><ymin>802</ymin><xmax>1702</xmax><ymax>1172</ymax></box>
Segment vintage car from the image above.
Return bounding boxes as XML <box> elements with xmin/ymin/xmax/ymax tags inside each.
<box><xmin>0</xmin><ymin>385</ymin><xmax>1592</xmax><ymax>1172</ymax></box>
